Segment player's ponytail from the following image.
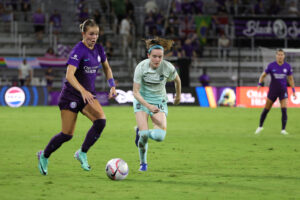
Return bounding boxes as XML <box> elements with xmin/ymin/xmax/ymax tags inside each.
<box><xmin>144</xmin><ymin>37</ymin><xmax>174</xmax><ymax>54</ymax></box>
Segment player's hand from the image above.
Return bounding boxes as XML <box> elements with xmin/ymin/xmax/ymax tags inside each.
<box><xmin>148</xmin><ymin>104</ymin><xmax>160</xmax><ymax>113</ymax></box>
<box><xmin>257</xmin><ymin>85</ymin><xmax>261</xmax><ymax>90</ymax></box>
<box><xmin>293</xmin><ymin>92</ymin><xmax>297</xmax><ymax>100</ymax></box>
<box><xmin>81</xmin><ymin>89</ymin><xmax>94</xmax><ymax>104</ymax></box>
<box><xmin>174</xmin><ymin>95</ymin><xmax>181</xmax><ymax>105</ymax></box>
<box><xmin>109</xmin><ymin>87</ymin><xmax>117</xmax><ymax>99</ymax></box>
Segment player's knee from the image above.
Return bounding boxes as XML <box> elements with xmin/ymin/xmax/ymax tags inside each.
<box><xmin>153</xmin><ymin>129</ymin><xmax>166</xmax><ymax>142</ymax></box>
<box><xmin>93</xmin><ymin>119</ymin><xmax>106</xmax><ymax>135</ymax></box>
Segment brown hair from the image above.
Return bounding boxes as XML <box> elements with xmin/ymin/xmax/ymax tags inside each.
<box><xmin>79</xmin><ymin>19</ymin><xmax>98</xmax><ymax>33</ymax></box>
<box><xmin>144</xmin><ymin>37</ymin><xmax>174</xmax><ymax>52</ymax></box>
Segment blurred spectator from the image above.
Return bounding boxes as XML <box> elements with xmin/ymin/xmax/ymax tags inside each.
<box><xmin>254</xmin><ymin>0</ymin><xmax>265</xmax><ymax>15</ymax></box>
<box><xmin>99</xmin><ymin>0</ymin><xmax>108</xmax><ymax>13</ymax></box>
<box><xmin>93</xmin><ymin>9</ymin><xmax>101</xmax><ymax>25</ymax></box>
<box><xmin>18</xmin><ymin>58</ymin><xmax>33</xmax><ymax>86</ymax></box>
<box><xmin>104</xmin><ymin>40</ymin><xmax>114</xmax><ymax>59</ymax></box>
<box><xmin>119</xmin><ymin>15</ymin><xmax>131</xmax><ymax>56</ymax></box>
<box><xmin>199</xmin><ymin>68</ymin><xmax>210</xmax><ymax>87</ymax></box>
<box><xmin>21</xmin><ymin>0</ymin><xmax>31</xmax><ymax>21</ymax></box>
<box><xmin>287</xmin><ymin>0</ymin><xmax>299</xmax><ymax>17</ymax></box>
<box><xmin>10</xmin><ymin>0</ymin><xmax>18</xmax><ymax>11</ymax></box>
<box><xmin>44</xmin><ymin>47</ymin><xmax>56</xmax><ymax>58</ymax></box>
<box><xmin>79</xmin><ymin>7</ymin><xmax>89</xmax><ymax>23</ymax></box>
<box><xmin>32</xmin><ymin>7</ymin><xmax>45</xmax><ymax>43</ymax></box>
<box><xmin>145</xmin><ymin>0</ymin><xmax>158</xmax><ymax>14</ymax></box>
<box><xmin>45</xmin><ymin>68</ymin><xmax>54</xmax><ymax>92</ymax></box>
<box><xmin>181</xmin><ymin>0</ymin><xmax>193</xmax><ymax>15</ymax></box>
<box><xmin>49</xmin><ymin>9</ymin><xmax>62</xmax><ymax>39</ymax></box>
<box><xmin>144</xmin><ymin>11</ymin><xmax>156</xmax><ymax>36</ymax></box>
<box><xmin>112</xmin><ymin>0</ymin><xmax>126</xmax><ymax>24</ymax></box>
<box><xmin>267</xmin><ymin>0</ymin><xmax>281</xmax><ymax>15</ymax></box>
<box><xmin>166</xmin><ymin>40</ymin><xmax>184</xmax><ymax>58</ymax></box>
<box><xmin>170</xmin><ymin>0</ymin><xmax>182</xmax><ymax>14</ymax></box>
<box><xmin>182</xmin><ymin>37</ymin><xmax>197</xmax><ymax>58</ymax></box>
<box><xmin>193</xmin><ymin>0</ymin><xmax>203</xmax><ymax>14</ymax></box>
<box><xmin>125</xmin><ymin>0</ymin><xmax>134</xmax><ymax>21</ymax></box>
<box><xmin>218</xmin><ymin>31</ymin><xmax>231</xmax><ymax>59</ymax></box>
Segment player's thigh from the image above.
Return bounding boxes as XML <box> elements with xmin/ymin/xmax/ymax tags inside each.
<box><xmin>151</xmin><ymin>112</ymin><xmax>167</xmax><ymax>130</ymax></box>
<box><xmin>280</xmin><ymin>98</ymin><xmax>288</xmax><ymax>108</ymax></box>
<box><xmin>82</xmin><ymin>99</ymin><xmax>105</xmax><ymax>122</ymax></box>
<box><xmin>265</xmin><ymin>98</ymin><xmax>274</xmax><ymax>110</ymax></box>
<box><xmin>61</xmin><ymin>110</ymin><xmax>78</xmax><ymax>135</ymax></box>
<box><xmin>135</xmin><ymin>111</ymin><xmax>149</xmax><ymax>130</ymax></box>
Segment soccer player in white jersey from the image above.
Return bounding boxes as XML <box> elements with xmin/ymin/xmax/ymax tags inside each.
<box><xmin>133</xmin><ymin>37</ymin><xmax>182</xmax><ymax>171</ymax></box>
<box><xmin>255</xmin><ymin>49</ymin><xmax>296</xmax><ymax>135</ymax></box>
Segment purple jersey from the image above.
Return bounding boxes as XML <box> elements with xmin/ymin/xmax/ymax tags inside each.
<box><xmin>265</xmin><ymin>61</ymin><xmax>292</xmax><ymax>90</ymax></box>
<box><xmin>62</xmin><ymin>41</ymin><xmax>107</xmax><ymax>96</ymax></box>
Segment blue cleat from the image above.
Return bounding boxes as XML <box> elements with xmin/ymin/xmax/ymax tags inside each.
<box><xmin>139</xmin><ymin>163</ymin><xmax>148</xmax><ymax>171</ymax></box>
<box><xmin>135</xmin><ymin>126</ymin><xmax>139</xmax><ymax>147</ymax></box>
<box><xmin>74</xmin><ymin>149</ymin><xmax>91</xmax><ymax>171</ymax></box>
<box><xmin>37</xmin><ymin>150</ymin><xmax>48</xmax><ymax>175</ymax></box>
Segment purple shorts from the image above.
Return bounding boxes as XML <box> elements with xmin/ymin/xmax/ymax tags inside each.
<box><xmin>267</xmin><ymin>88</ymin><xmax>288</xmax><ymax>102</ymax></box>
<box><xmin>58</xmin><ymin>90</ymin><xmax>87</xmax><ymax>113</ymax></box>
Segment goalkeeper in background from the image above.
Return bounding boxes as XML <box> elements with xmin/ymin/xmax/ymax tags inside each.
<box><xmin>255</xmin><ymin>49</ymin><xmax>296</xmax><ymax>135</ymax></box>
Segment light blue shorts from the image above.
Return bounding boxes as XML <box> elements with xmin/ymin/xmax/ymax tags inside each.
<box><xmin>133</xmin><ymin>99</ymin><xmax>168</xmax><ymax>116</ymax></box>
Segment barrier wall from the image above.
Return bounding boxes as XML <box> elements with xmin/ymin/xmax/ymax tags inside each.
<box><xmin>1</xmin><ymin>86</ymin><xmax>299</xmax><ymax>108</ymax></box>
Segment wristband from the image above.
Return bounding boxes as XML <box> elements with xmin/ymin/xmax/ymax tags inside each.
<box><xmin>258</xmin><ymin>82</ymin><xmax>263</xmax><ymax>86</ymax></box>
<box><xmin>108</xmin><ymin>78</ymin><xmax>115</xmax><ymax>87</ymax></box>
<box><xmin>292</xmin><ymin>88</ymin><xmax>295</xmax><ymax>93</ymax></box>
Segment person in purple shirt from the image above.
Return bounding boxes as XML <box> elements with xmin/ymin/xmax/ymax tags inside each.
<box><xmin>37</xmin><ymin>19</ymin><xmax>117</xmax><ymax>175</ymax></box>
<box><xmin>255</xmin><ymin>49</ymin><xmax>296</xmax><ymax>135</ymax></box>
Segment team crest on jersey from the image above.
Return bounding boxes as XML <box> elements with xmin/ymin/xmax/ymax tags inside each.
<box><xmin>70</xmin><ymin>101</ymin><xmax>77</xmax><ymax>109</ymax></box>
<box><xmin>159</xmin><ymin>75</ymin><xmax>164</xmax><ymax>81</ymax></box>
<box><xmin>283</xmin><ymin>68</ymin><xmax>287</xmax><ymax>73</ymax></box>
<box><xmin>71</xmin><ymin>54</ymin><xmax>79</xmax><ymax>61</ymax></box>
<box><xmin>97</xmin><ymin>55</ymin><xmax>101</xmax><ymax>62</ymax></box>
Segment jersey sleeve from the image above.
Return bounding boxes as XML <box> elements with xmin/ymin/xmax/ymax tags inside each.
<box><xmin>67</xmin><ymin>45</ymin><xmax>84</xmax><ymax>68</ymax></box>
<box><xmin>98</xmin><ymin>45</ymin><xmax>107</xmax><ymax>63</ymax></box>
<box><xmin>133</xmin><ymin>64</ymin><xmax>142</xmax><ymax>84</ymax></box>
<box><xmin>287</xmin><ymin>64</ymin><xmax>293</xmax><ymax>76</ymax></box>
<box><xmin>264</xmin><ymin>63</ymin><xmax>271</xmax><ymax>74</ymax></box>
<box><xmin>166</xmin><ymin>62</ymin><xmax>178</xmax><ymax>81</ymax></box>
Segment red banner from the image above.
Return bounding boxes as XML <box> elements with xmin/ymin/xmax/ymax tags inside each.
<box><xmin>236</xmin><ymin>87</ymin><xmax>300</xmax><ymax>108</ymax></box>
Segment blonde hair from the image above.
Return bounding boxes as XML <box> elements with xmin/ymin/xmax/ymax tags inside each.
<box><xmin>79</xmin><ymin>19</ymin><xmax>98</xmax><ymax>33</ymax></box>
<box><xmin>144</xmin><ymin>37</ymin><xmax>174</xmax><ymax>52</ymax></box>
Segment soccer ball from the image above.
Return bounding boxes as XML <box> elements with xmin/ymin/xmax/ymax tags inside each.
<box><xmin>105</xmin><ymin>158</ymin><xmax>129</xmax><ymax>180</ymax></box>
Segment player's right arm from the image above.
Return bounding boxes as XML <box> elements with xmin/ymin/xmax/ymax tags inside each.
<box><xmin>133</xmin><ymin>82</ymin><xmax>159</xmax><ymax>113</ymax></box>
<box><xmin>287</xmin><ymin>75</ymin><xmax>297</xmax><ymax>99</ymax></box>
<box><xmin>66</xmin><ymin>64</ymin><xmax>94</xmax><ymax>104</ymax></box>
<box><xmin>257</xmin><ymin>72</ymin><xmax>267</xmax><ymax>90</ymax></box>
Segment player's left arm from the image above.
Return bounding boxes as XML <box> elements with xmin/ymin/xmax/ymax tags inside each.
<box><xmin>173</xmin><ymin>74</ymin><xmax>181</xmax><ymax>105</ymax></box>
<box><xmin>287</xmin><ymin>75</ymin><xmax>296</xmax><ymax>99</ymax></box>
<box><xmin>102</xmin><ymin>59</ymin><xmax>117</xmax><ymax>99</ymax></box>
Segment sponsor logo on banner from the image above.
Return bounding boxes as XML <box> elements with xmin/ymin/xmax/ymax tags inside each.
<box><xmin>4</xmin><ymin>87</ymin><xmax>25</xmax><ymax>107</ymax></box>
<box><xmin>114</xmin><ymin>89</ymin><xmax>196</xmax><ymax>104</ymax></box>
<box><xmin>237</xmin><ymin>87</ymin><xmax>300</xmax><ymax>108</ymax></box>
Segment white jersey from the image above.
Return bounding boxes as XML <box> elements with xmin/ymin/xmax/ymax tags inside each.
<box><xmin>133</xmin><ymin>59</ymin><xmax>177</xmax><ymax>103</ymax></box>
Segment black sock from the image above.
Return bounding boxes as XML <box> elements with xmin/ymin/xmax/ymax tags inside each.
<box><xmin>44</xmin><ymin>132</ymin><xmax>72</xmax><ymax>158</ymax></box>
<box><xmin>259</xmin><ymin>108</ymin><xmax>270</xmax><ymax>127</ymax></box>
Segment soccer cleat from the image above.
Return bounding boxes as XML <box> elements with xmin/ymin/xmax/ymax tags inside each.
<box><xmin>74</xmin><ymin>149</ymin><xmax>91</xmax><ymax>171</ymax></box>
<box><xmin>280</xmin><ymin>130</ymin><xmax>289</xmax><ymax>135</ymax></box>
<box><xmin>255</xmin><ymin>127</ymin><xmax>263</xmax><ymax>134</ymax></box>
<box><xmin>139</xmin><ymin>163</ymin><xmax>147</xmax><ymax>171</ymax></box>
<box><xmin>37</xmin><ymin>150</ymin><xmax>48</xmax><ymax>176</ymax></box>
<box><xmin>134</xmin><ymin>126</ymin><xmax>139</xmax><ymax>147</ymax></box>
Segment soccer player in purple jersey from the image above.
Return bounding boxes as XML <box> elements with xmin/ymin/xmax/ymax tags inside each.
<box><xmin>37</xmin><ymin>19</ymin><xmax>117</xmax><ymax>175</ymax></box>
<box><xmin>255</xmin><ymin>49</ymin><xmax>297</xmax><ymax>135</ymax></box>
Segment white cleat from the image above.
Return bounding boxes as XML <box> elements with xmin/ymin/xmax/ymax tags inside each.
<box><xmin>280</xmin><ymin>130</ymin><xmax>289</xmax><ymax>135</ymax></box>
<box><xmin>255</xmin><ymin>127</ymin><xmax>263</xmax><ymax>134</ymax></box>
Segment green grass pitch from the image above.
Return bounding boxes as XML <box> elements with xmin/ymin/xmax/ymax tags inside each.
<box><xmin>0</xmin><ymin>106</ymin><xmax>299</xmax><ymax>200</ymax></box>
